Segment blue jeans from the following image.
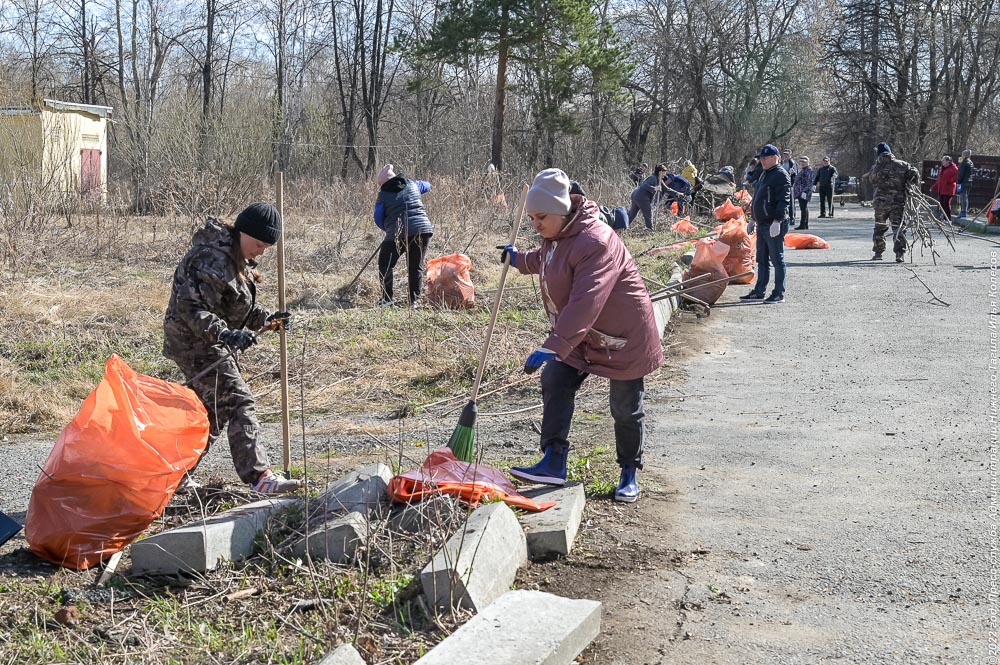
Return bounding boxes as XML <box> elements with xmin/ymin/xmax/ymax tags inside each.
<box><xmin>959</xmin><ymin>188</ymin><xmax>970</xmax><ymax>217</ymax></box>
<box><xmin>752</xmin><ymin>219</ymin><xmax>788</xmax><ymax>297</ymax></box>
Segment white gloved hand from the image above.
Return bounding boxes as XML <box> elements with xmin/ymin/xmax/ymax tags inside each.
<box><xmin>769</xmin><ymin>221</ymin><xmax>780</xmax><ymax>238</ymax></box>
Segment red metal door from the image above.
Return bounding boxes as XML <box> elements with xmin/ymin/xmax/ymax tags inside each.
<box><xmin>81</xmin><ymin>148</ymin><xmax>101</xmax><ymax>197</ymax></box>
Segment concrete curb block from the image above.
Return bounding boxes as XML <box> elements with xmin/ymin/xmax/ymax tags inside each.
<box><xmin>953</xmin><ymin>216</ymin><xmax>1000</xmax><ymax>234</ymax></box>
<box><xmin>414</xmin><ymin>590</ymin><xmax>602</xmax><ymax>664</ymax></box>
<box><xmin>420</xmin><ymin>502</ymin><xmax>526</xmax><ymax>612</ymax></box>
<box><xmin>520</xmin><ymin>483</ymin><xmax>586</xmax><ymax>560</ymax></box>
<box><xmin>131</xmin><ymin>496</ymin><xmax>298</xmax><ymax>576</ymax></box>
<box><xmin>316</xmin><ymin>463</ymin><xmax>392</xmax><ymax>516</ymax></box>
<box><xmin>292</xmin><ymin>511</ymin><xmax>368</xmax><ymax>563</ymax></box>
<box><xmin>653</xmin><ymin>263</ymin><xmax>685</xmax><ymax>338</ymax></box>
<box><xmin>316</xmin><ymin>643</ymin><xmax>365</xmax><ymax>664</ymax></box>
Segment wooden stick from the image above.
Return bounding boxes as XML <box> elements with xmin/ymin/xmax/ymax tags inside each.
<box><xmin>276</xmin><ymin>172</ymin><xmax>291</xmax><ymax>478</ymax></box>
<box><xmin>650</xmin><ymin>271</ymin><xmax>753</xmax><ymax>302</ymax></box>
<box><xmin>469</xmin><ymin>184</ymin><xmax>529</xmax><ymax>403</ymax></box>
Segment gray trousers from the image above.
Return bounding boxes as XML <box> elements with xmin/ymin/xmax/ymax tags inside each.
<box><xmin>174</xmin><ymin>354</ymin><xmax>270</xmax><ymax>485</ymax></box>
<box><xmin>540</xmin><ymin>360</ymin><xmax>646</xmax><ymax>468</ymax></box>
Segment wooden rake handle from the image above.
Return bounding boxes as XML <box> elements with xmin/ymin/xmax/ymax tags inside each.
<box><xmin>468</xmin><ymin>183</ymin><xmax>529</xmax><ymax>403</ymax></box>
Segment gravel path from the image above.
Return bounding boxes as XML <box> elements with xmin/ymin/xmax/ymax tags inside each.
<box><xmin>641</xmin><ymin>206</ymin><xmax>990</xmax><ymax>663</ymax></box>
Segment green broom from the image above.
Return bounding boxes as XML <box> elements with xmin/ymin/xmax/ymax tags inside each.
<box><xmin>449</xmin><ymin>184</ymin><xmax>529</xmax><ymax>462</ymax></box>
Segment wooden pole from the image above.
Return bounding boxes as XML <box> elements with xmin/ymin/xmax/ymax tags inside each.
<box><xmin>275</xmin><ymin>172</ymin><xmax>291</xmax><ymax>478</ymax></box>
<box><xmin>468</xmin><ymin>183</ymin><xmax>529</xmax><ymax>403</ymax></box>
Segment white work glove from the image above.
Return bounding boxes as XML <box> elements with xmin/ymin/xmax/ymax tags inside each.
<box><xmin>769</xmin><ymin>221</ymin><xmax>780</xmax><ymax>238</ymax></box>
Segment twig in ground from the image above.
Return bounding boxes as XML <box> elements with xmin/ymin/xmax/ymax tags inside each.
<box><xmin>904</xmin><ymin>266</ymin><xmax>950</xmax><ymax>307</ymax></box>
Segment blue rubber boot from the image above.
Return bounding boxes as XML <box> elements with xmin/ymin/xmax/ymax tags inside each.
<box><xmin>615</xmin><ymin>464</ymin><xmax>639</xmax><ymax>503</ymax></box>
<box><xmin>510</xmin><ymin>446</ymin><xmax>568</xmax><ymax>486</ymax></box>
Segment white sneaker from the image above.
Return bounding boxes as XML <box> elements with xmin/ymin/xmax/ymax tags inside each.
<box><xmin>252</xmin><ymin>470</ymin><xmax>303</xmax><ymax>494</ymax></box>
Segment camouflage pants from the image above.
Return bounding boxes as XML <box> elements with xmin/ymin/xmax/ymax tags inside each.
<box><xmin>873</xmin><ymin>207</ymin><xmax>906</xmax><ymax>256</ymax></box>
<box><xmin>173</xmin><ymin>354</ymin><xmax>270</xmax><ymax>485</ymax></box>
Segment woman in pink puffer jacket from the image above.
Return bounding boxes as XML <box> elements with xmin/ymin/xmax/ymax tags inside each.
<box><xmin>502</xmin><ymin>168</ymin><xmax>664</xmax><ymax>503</ymax></box>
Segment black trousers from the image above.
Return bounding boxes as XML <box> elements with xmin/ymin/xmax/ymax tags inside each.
<box><xmin>539</xmin><ymin>360</ymin><xmax>646</xmax><ymax>468</ymax></box>
<box><xmin>818</xmin><ymin>186</ymin><xmax>833</xmax><ymax>216</ymax></box>
<box><xmin>798</xmin><ymin>199</ymin><xmax>809</xmax><ymax>228</ymax></box>
<box><xmin>378</xmin><ymin>233</ymin><xmax>430</xmax><ymax>304</ymax></box>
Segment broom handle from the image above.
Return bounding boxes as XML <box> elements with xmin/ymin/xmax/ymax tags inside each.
<box><xmin>469</xmin><ymin>183</ymin><xmax>529</xmax><ymax>403</ymax></box>
<box><xmin>276</xmin><ymin>171</ymin><xmax>291</xmax><ymax>478</ymax></box>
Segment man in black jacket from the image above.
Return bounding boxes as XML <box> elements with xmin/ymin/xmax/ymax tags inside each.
<box><xmin>814</xmin><ymin>157</ymin><xmax>838</xmax><ymax>218</ymax></box>
<box><xmin>742</xmin><ymin>144</ymin><xmax>791</xmax><ymax>304</ymax></box>
<box><xmin>957</xmin><ymin>150</ymin><xmax>973</xmax><ymax>219</ymax></box>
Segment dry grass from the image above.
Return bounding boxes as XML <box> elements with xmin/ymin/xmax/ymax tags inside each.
<box><xmin>0</xmin><ymin>176</ymin><xmax>700</xmax><ymax>437</ymax></box>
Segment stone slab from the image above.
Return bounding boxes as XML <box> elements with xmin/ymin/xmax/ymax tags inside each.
<box><xmin>387</xmin><ymin>494</ymin><xmax>460</xmax><ymax>535</ymax></box>
<box><xmin>414</xmin><ymin>590</ymin><xmax>602</xmax><ymax>665</ymax></box>
<box><xmin>131</xmin><ymin>496</ymin><xmax>298</xmax><ymax>576</ymax></box>
<box><xmin>519</xmin><ymin>483</ymin><xmax>585</xmax><ymax>560</ymax></box>
<box><xmin>316</xmin><ymin>643</ymin><xmax>365</xmax><ymax>665</ymax></box>
<box><xmin>420</xmin><ymin>501</ymin><xmax>526</xmax><ymax>612</ymax></box>
<box><xmin>317</xmin><ymin>463</ymin><xmax>392</xmax><ymax>516</ymax></box>
<box><xmin>292</xmin><ymin>511</ymin><xmax>368</xmax><ymax>563</ymax></box>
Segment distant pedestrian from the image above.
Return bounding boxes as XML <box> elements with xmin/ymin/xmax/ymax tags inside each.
<box><xmin>814</xmin><ymin>157</ymin><xmax>838</xmax><ymax>218</ymax></box>
<box><xmin>740</xmin><ymin>144</ymin><xmax>790</xmax><ymax>304</ymax></box>
<box><xmin>780</xmin><ymin>148</ymin><xmax>798</xmax><ymax>223</ymax></box>
<box><xmin>744</xmin><ymin>157</ymin><xmax>762</xmax><ymax>189</ymax></box>
<box><xmin>793</xmin><ymin>156</ymin><xmax>814</xmax><ymax>230</ymax></box>
<box><xmin>502</xmin><ymin>168</ymin><xmax>664</xmax><ymax>503</ymax></box>
<box><xmin>956</xmin><ymin>149</ymin><xmax>974</xmax><ymax>218</ymax></box>
<box><xmin>628</xmin><ymin>163</ymin><xmax>667</xmax><ymax>229</ymax></box>
<box><xmin>681</xmin><ymin>159</ymin><xmax>698</xmax><ymax>185</ymax></box>
<box><xmin>374</xmin><ymin>164</ymin><xmax>434</xmax><ymax>306</ymax></box>
<box><xmin>629</xmin><ymin>162</ymin><xmax>648</xmax><ymax>185</ymax></box>
<box><xmin>867</xmin><ymin>142</ymin><xmax>920</xmax><ymax>262</ymax></box>
<box><xmin>930</xmin><ymin>155</ymin><xmax>958</xmax><ymax>221</ymax></box>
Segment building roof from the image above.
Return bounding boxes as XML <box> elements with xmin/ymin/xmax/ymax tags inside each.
<box><xmin>43</xmin><ymin>98</ymin><xmax>112</xmax><ymax>118</ymax></box>
<box><xmin>0</xmin><ymin>99</ymin><xmax>113</xmax><ymax>119</ymax></box>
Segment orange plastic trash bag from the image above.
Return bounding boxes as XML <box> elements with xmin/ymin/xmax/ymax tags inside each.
<box><xmin>987</xmin><ymin>198</ymin><xmax>1000</xmax><ymax>225</ymax></box>
<box><xmin>714</xmin><ymin>199</ymin><xmax>744</xmax><ymax>222</ymax></box>
<box><xmin>669</xmin><ymin>201</ymin><xmax>679</xmax><ymax>215</ymax></box>
<box><xmin>784</xmin><ymin>233</ymin><xmax>830</xmax><ymax>250</ymax></box>
<box><xmin>735</xmin><ymin>188</ymin><xmax>752</xmax><ymax>207</ymax></box>
<box><xmin>387</xmin><ymin>449</ymin><xmax>555</xmax><ymax>513</ymax></box>
<box><xmin>25</xmin><ymin>355</ymin><xmax>209</xmax><ymax>570</ymax></box>
<box><xmin>682</xmin><ymin>238</ymin><xmax>731</xmax><ymax>305</ymax></box>
<box><xmin>717</xmin><ymin>219</ymin><xmax>756</xmax><ymax>284</ymax></box>
<box><xmin>425</xmin><ymin>253</ymin><xmax>475</xmax><ymax>309</ymax></box>
<box><xmin>671</xmin><ymin>217</ymin><xmax>699</xmax><ymax>234</ymax></box>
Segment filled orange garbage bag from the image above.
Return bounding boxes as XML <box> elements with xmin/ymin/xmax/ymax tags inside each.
<box><xmin>784</xmin><ymin>233</ymin><xmax>830</xmax><ymax>249</ymax></box>
<box><xmin>714</xmin><ymin>199</ymin><xmax>744</xmax><ymax>222</ymax></box>
<box><xmin>425</xmin><ymin>253</ymin><xmax>475</xmax><ymax>309</ymax></box>
<box><xmin>717</xmin><ymin>218</ymin><xmax>756</xmax><ymax>284</ymax></box>
<box><xmin>388</xmin><ymin>449</ymin><xmax>556</xmax><ymax>512</ymax></box>
<box><xmin>670</xmin><ymin>217</ymin><xmax>699</xmax><ymax>234</ymax></box>
<box><xmin>25</xmin><ymin>355</ymin><xmax>209</xmax><ymax>570</ymax></box>
<box><xmin>735</xmin><ymin>188</ymin><xmax>752</xmax><ymax>208</ymax></box>
<box><xmin>682</xmin><ymin>238</ymin><xmax>731</xmax><ymax>304</ymax></box>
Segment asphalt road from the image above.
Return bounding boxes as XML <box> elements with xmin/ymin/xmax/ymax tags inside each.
<box><xmin>645</xmin><ymin>206</ymin><xmax>991</xmax><ymax>663</ymax></box>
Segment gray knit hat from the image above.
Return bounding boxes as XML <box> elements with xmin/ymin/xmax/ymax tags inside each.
<box><xmin>525</xmin><ymin>168</ymin><xmax>572</xmax><ymax>215</ymax></box>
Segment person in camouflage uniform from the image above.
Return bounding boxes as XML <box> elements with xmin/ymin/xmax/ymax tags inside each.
<box><xmin>867</xmin><ymin>142</ymin><xmax>920</xmax><ymax>262</ymax></box>
<box><xmin>163</xmin><ymin>202</ymin><xmax>300</xmax><ymax>494</ymax></box>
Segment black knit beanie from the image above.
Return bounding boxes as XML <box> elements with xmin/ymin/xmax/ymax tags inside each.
<box><xmin>235</xmin><ymin>202</ymin><xmax>281</xmax><ymax>244</ymax></box>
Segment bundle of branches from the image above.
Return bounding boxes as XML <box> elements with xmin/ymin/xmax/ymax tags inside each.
<box><xmin>900</xmin><ymin>184</ymin><xmax>958</xmax><ymax>264</ymax></box>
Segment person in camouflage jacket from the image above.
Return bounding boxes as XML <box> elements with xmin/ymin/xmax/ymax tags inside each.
<box><xmin>867</xmin><ymin>142</ymin><xmax>920</xmax><ymax>262</ymax></box>
<box><xmin>163</xmin><ymin>203</ymin><xmax>300</xmax><ymax>494</ymax></box>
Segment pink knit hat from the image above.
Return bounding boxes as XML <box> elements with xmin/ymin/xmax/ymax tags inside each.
<box><xmin>377</xmin><ymin>164</ymin><xmax>396</xmax><ymax>186</ymax></box>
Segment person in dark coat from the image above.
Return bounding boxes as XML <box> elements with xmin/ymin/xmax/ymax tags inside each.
<box><xmin>501</xmin><ymin>169</ymin><xmax>664</xmax><ymax>502</ymax></box>
<box><xmin>374</xmin><ymin>164</ymin><xmax>434</xmax><ymax>306</ymax></box>
<box><xmin>956</xmin><ymin>150</ymin><xmax>973</xmax><ymax>219</ymax></box>
<box><xmin>662</xmin><ymin>173</ymin><xmax>692</xmax><ymax>215</ymax></box>
<box><xmin>627</xmin><ymin>163</ymin><xmax>667</xmax><ymax>230</ymax></box>
<box><xmin>813</xmin><ymin>157</ymin><xmax>838</xmax><ymax>218</ymax></box>
<box><xmin>163</xmin><ymin>204</ymin><xmax>300</xmax><ymax>494</ymax></box>
<box><xmin>792</xmin><ymin>156</ymin><xmax>814</xmax><ymax>230</ymax></box>
<box><xmin>741</xmin><ymin>144</ymin><xmax>790</xmax><ymax>304</ymax></box>
<box><xmin>629</xmin><ymin>162</ymin><xmax>648</xmax><ymax>185</ymax></box>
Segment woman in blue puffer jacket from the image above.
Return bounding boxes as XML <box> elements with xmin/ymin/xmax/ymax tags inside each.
<box><xmin>374</xmin><ymin>164</ymin><xmax>433</xmax><ymax>306</ymax></box>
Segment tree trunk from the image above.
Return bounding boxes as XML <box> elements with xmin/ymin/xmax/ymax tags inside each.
<box><xmin>491</xmin><ymin>6</ymin><xmax>510</xmax><ymax>171</ymax></box>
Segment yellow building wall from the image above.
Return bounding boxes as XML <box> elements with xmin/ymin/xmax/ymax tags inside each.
<box><xmin>40</xmin><ymin>105</ymin><xmax>109</xmax><ymax>201</ymax></box>
<box><xmin>0</xmin><ymin>114</ymin><xmax>44</xmax><ymax>184</ymax></box>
